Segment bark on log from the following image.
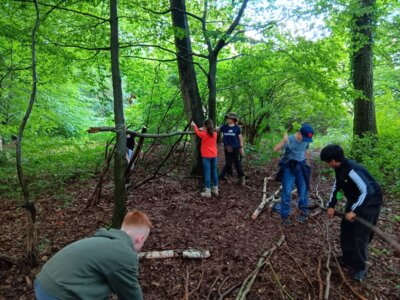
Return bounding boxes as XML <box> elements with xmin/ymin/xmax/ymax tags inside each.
<box><xmin>139</xmin><ymin>249</ymin><xmax>210</xmax><ymax>260</ymax></box>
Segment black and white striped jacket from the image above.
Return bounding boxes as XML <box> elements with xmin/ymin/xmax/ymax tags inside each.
<box><xmin>327</xmin><ymin>159</ymin><xmax>382</xmax><ymax>214</ymax></box>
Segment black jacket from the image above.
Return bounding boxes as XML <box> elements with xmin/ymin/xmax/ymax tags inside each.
<box><xmin>327</xmin><ymin>159</ymin><xmax>382</xmax><ymax>214</ymax></box>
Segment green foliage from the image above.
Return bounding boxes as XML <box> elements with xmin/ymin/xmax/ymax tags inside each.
<box><xmin>1</xmin><ymin>0</ymin><xmax>399</xmax><ymax>203</ymax></box>
<box><xmin>0</xmin><ymin>135</ymin><xmax>106</xmax><ymax>199</ymax></box>
<box><xmin>38</xmin><ymin>236</ymin><xmax>50</xmax><ymax>253</ymax></box>
<box><xmin>351</xmin><ymin>132</ymin><xmax>400</xmax><ymax>194</ymax></box>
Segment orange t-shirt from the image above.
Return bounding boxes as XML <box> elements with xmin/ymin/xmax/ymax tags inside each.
<box><xmin>193</xmin><ymin>125</ymin><xmax>218</xmax><ymax>158</ymax></box>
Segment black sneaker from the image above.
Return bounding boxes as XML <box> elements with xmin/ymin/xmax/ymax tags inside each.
<box><xmin>281</xmin><ymin>217</ymin><xmax>292</xmax><ymax>226</ymax></box>
<box><xmin>352</xmin><ymin>269</ymin><xmax>367</xmax><ymax>282</ymax></box>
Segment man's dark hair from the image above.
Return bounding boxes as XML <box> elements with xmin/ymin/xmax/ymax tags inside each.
<box><xmin>320</xmin><ymin>144</ymin><xmax>345</xmax><ymax>162</ymax></box>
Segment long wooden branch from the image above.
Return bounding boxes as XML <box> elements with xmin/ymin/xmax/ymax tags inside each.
<box><xmin>235</xmin><ymin>235</ymin><xmax>285</xmax><ymax>300</ymax></box>
<box><xmin>88</xmin><ymin>126</ymin><xmax>194</xmax><ymax>138</ymax></box>
<box><xmin>307</xmin><ymin>204</ymin><xmax>400</xmax><ymax>254</ymax></box>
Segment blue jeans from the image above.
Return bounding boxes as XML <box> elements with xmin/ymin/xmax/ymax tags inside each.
<box><xmin>202</xmin><ymin>157</ymin><xmax>218</xmax><ymax>189</ymax></box>
<box><xmin>280</xmin><ymin>163</ymin><xmax>309</xmax><ymax>218</ymax></box>
<box><xmin>34</xmin><ymin>280</ymin><xmax>59</xmax><ymax>300</ymax></box>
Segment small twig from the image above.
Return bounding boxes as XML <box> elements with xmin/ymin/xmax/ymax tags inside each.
<box><xmin>218</xmin><ymin>277</ymin><xmax>230</xmax><ymax>296</ymax></box>
<box><xmin>267</xmin><ymin>258</ymin><xmax>294</xmax><ymax>300</ymax></box>
<box><xmin>323</xmin><ymin>221</ymin><xmax>332</xmax><ymax>300</ymax></box>
<box><xmin>333</xmin><ymin>256</ymin><xmax>367</xmax><ymax>300</ymax></box>
<box><xmin>218</xmin><ymin>281</ymin><xmax>242</xmax><ymax>300</ymax></box>
<box><xmin>189</xmin><ymin>262</ymin><xmax>204</xmax><ymax>297</ymax></box>
<box><xmin>207</xmin><ymin>273</ymin><xmax>221</xmax><ymax>300</ymax></box>
<box><xmin>235</xmin><ymin>235</ymin><xmax>285</xmax><ymax>300</ymax></box>
<box><xmin>317</xmin><ymin>257</ymin><xmax>324</xmax><ymax>300</ymax></box>
<box><xmin>184</xmin><ymin>266</ymin><xmax>189</xmax><ymax>300</ymax></box>
<box><xmin>280</xmin><ymin>245</ymin><xmax>316</xmax><ymax>297</ymax></box>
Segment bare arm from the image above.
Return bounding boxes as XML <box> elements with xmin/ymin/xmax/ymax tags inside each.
<box><xmin>273</xmin><ymin>132</ymin><xmax>288</xmax><ymax>152</ymax></box>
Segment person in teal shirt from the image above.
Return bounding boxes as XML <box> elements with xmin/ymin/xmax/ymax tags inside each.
<box><xmin>34</xmin><ymin>210</ymin><xmax>151</xmax><ymax>300</ymax></box>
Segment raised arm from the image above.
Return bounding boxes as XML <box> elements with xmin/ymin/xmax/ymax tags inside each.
<box><xmin>273</xmin><ymin>132</ymin><xmax>288</xmax><ymax>152</ymax></box>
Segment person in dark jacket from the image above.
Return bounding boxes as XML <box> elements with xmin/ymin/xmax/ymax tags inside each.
<box><xmin>320</xmin><ymin>144</ymin><xmax>382</xmax><ymax>282</ymax></box>
<box><xmin>218</xmin><ymin>112</ymin><xmax>245</xmax><ymax>186</ymax></box>
<box><xmin>273</xmin><ymin>123</ymin><xmax>314</xmax><ymax>225</ymax></box>
<box><xmin>34</xmin><ymin>210</ymin><xmax>152</xmax><ymax>299</ymax></box>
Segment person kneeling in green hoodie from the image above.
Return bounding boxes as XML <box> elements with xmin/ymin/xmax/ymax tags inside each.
<box><xmin>34</xmin><ymin>210</ymin><xmax>151</xmax><ymax>300</ymax></box>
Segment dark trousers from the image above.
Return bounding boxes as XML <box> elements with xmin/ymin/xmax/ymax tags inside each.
<box><xmin>220</xmin><ymin>148</ymin><xmax>244</xmax><ymax>178</ymax></box>
<box><xmin>340</xmin><ymin>204</ymin><xmax>381</xmax><ymax>271</ymax></box>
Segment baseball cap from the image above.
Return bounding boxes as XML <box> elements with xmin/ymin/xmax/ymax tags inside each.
<box><xmin>300</xmin><ymin>123</ymin><xmax>314</xmax><ymax>142</ymax></box>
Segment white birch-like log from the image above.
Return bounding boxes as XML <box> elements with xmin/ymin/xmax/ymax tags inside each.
<box><xmin>139</xmin><ymin>249</ymin><xmax>210</xmax><ymax>260</ymax></box>
<box><xmin>251</xmin><ymin>183</ymin><xmax>281</xmax><ymax>220</ymax></box>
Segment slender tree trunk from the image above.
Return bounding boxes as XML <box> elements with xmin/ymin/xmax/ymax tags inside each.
<box><xmin>351</xmin><ymin>0</ymin><xmax>377</xmax><ymax>137</ymax></box>
<box><xmin>15</xmin><ymin>0</ymin><xmax>40</xmax><ymax>267</ymax></box>
<box><xmin>207</xmin><ymin>56</ymin><xmax>217</xmax><ymax>124</ymax></box>
<box><xmin>169</xmin><ymin>0</ymin><xmax>204</xmax><ymax>174</ymax></box>
<box><xmin>110</xmin><ymin>0</ymin><xmax>127</xmax><ymax>228</ymax></box>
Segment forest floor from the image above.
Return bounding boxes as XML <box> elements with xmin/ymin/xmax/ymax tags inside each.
<box><xmin>0</xmin><ymin>145</ymin><xmax>399</xmax><ymax>300</ymax></box>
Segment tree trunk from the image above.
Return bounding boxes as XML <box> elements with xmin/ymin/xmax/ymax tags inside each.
<box><xmin>351</xmin><ymin>0</ymin><xmax>377</xmax><ymax>137</ymax></box>
<box><xmin>110</xmin><ymin>0</ymin><xmax>127</xmax><ymax>228</ymax></box>
<box><xmin>169</xmin><ymin>0</ymin><xmax>204</xmax><ymax>174</ymax></box>
<box><xmin>15</xmin><ymin>0</ymin><xmax>40</xmax><ymax>267</ymax></box>
<box><xmin>204</xmin><ymin>0</ymin><xmax>249</xmax><ymax>125</ymax></box>
<box><xmin>207</xmin><ymin>56</ymin><xmax>217</xmax><ymax>124</ymax></box>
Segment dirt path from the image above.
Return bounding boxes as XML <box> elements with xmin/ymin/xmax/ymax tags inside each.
<box><xmin>1</xmin><ymin>149</ymin><xmax>399</xmax><ymax>299</ymax></box>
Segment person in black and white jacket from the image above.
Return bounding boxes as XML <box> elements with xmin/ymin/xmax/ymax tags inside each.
<box><xmin>320</xmin><ymin>144</ymin><xmax>382</xmax><ymax>282</ymax></box>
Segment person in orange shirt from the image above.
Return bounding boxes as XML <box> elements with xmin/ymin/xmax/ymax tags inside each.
<box><xmin>191</xmin><ymin>119</ymin><xmax>218</xmax><ymax>198</ymax></box>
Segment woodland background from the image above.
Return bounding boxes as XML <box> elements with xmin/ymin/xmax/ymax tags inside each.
<box><xmin>0</xmin><ymin>0</ymin><xmax>399</xmax><ymax>299</ymax></box>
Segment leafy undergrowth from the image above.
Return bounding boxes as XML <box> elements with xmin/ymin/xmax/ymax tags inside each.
<box><xmin>0</xmin><ymin>147</ymin><xmax>399</xmax><ymax>299</ymax></box>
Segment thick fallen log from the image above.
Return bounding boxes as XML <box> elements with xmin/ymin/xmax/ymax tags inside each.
<box><xmin>139</xmin><ymin>249</ymin><xmax>210</xmax><ymax>260</ymax></box>
<box><xmin>235</xmin><ymin>235</ymin><xmax>285</xmax><ymax>300</ymax></box>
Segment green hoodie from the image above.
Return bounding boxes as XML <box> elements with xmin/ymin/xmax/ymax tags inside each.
<box><xmin>37</xmin><ymin>228</ymin><xmax>143</xmax><ymax>300</ymax></box>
